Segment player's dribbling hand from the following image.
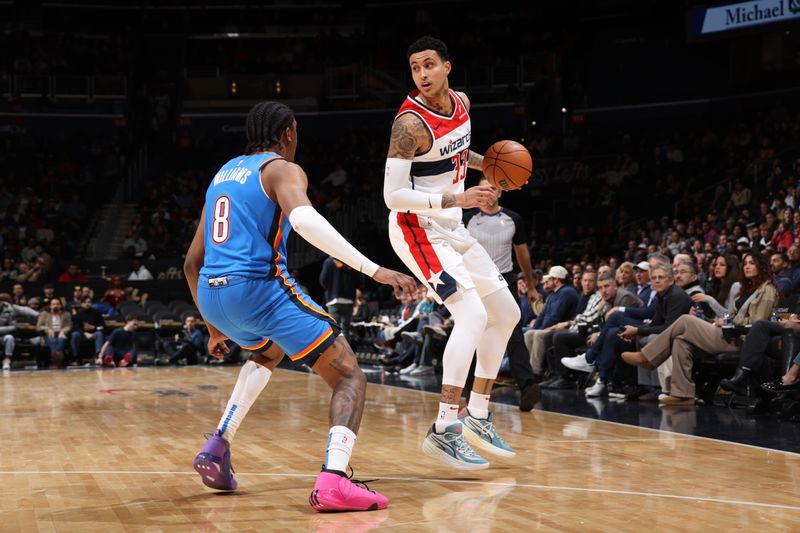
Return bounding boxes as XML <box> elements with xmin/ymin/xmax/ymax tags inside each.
<box><xmin>373</xmin><ymin>267</ymin><xmax>417</xmax><ymax>299</ymax></box>
<box><xmin>208</xmin><ymin>332</ymin><xmax>230</xmax><ymax>360</ymax></box>
<box><xmin>461</xmin><ymin>185</ymin><xmax>495</xmax><ymax>209</ymax></box>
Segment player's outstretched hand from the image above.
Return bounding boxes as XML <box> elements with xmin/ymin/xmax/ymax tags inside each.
<box><xmin>462</xmin><ymin>185</ymin><xmax>495</xmax><ymax>209</ymax></box>
<box><xmin>373</xmin><ymin>267</ymin><xmax>417</xmax><ymax>299</ymax></box>
<box><xmin>208</xmin><ymin>331</ymin><xmax>231</xmax><ymax>360</ymax></box>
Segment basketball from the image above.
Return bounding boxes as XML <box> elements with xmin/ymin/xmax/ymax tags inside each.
<box><xmin>482</xmin><ymin>140</ymin><xmax>533</xmax><ymax>191</ymax></box>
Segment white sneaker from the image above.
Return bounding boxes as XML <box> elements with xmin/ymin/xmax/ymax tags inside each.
<box><xmin>584</xmin><ymin>380</ymin><xmax>608</xmax><ymax>397</ymax></box>
<box><xmin>561</xmin><ymin>353</ymin><xmax>595</xmax><ymax>373</ymax></box>
<box><xmin>399</xmin><ymin>363</ymin><xmax>418</xmax><ymax>375</ymax></box>
<box><xmin>410</xmin><ymin>365</ymin><xmax>434</xmax><ymax>376</ymax></box>
<box><xmin>658</xmin><ymin>393</ymin><xmax>669</xmax><ymax>402</ymax></box>
<box><xmin>2</xmin><ymin>358</ymin><xmax>10</xmax><ymax>371</ymax></box>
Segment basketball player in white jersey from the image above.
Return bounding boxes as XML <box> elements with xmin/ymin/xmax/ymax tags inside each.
<box><xmin>384</xmin><ymin>36</ymin><xmax>521</xmax><ymax>469</ymax></box>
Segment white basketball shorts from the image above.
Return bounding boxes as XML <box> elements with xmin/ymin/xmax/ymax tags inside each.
<box><xmin>388</xmin><ymin>211</ymin><xmax>507</xmax><ymax>304</ymax></box>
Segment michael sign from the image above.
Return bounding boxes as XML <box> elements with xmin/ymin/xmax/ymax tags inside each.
<box><xmin>691</xmin><ymin>0</ymin><xmax>800</xmax><ymax>35</ymax></box>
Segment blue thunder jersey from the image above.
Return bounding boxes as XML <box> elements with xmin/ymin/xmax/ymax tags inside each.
<box><xmin>200</xmin><ymin>152</ymin><xmax>290</xmax><ymax>278</ymax></box>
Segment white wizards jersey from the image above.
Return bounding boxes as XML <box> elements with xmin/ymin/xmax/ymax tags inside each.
<box><xmin>393</xmin><ymin>88</ymin><xmax>471</xmax><ymax>225</ymax></box>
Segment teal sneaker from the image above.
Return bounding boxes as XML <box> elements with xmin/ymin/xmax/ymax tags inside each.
<box><xmin>459</xmin><ymin>411</ymin><xmax>516</xmax><ymax>458</ymax></box>
<box><xmin>421</xmin><ymin>422</ymin><xmax>490</xmax><ymax>470</ymax></box>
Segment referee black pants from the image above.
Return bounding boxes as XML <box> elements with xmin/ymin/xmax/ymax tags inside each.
<box><xmin>463</xmin><ymin>272</ymin><xmax>536</xmax><ymax>395</ymax></box>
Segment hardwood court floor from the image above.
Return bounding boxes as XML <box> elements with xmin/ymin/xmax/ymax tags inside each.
<box><xmin>2</xmin><ymin>366</ymin><xmax>800</xmax><ymax>532</ymax></box>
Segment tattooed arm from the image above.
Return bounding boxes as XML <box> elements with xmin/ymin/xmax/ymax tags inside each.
<box><xmin>387</xmin><ymin>112</ymin><xmax>431</xmax><ymax>159</ymax></box>
<box><xmin>467</xmin><ymin>150</ymin><xmax>484</xmax><ymax>171</ymax></box>
<box><xmin>384</xmin><ymin>113</ymin><xmax>493</xmax><ymax>211</ymax></box>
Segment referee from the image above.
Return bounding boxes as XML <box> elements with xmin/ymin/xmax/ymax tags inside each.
<box><xmin>462</xmin><ymin>176</ymin><xmax>541</xmax><ymax>411</ymax></box>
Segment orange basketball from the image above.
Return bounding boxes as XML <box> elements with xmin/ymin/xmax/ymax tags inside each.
<box><xmin>482</xmin><ymin>140</ymin><xmax>532</xmax><ymax>190</ymax></box>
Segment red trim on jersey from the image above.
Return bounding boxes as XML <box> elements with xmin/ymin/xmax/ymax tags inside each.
<box><xmin>396</xmin><ymin>213</ymin><xmax>443</xmax><ymax>278</ymax></box>
<box><xmin>396</xmin><ymin>89</ymin><xmax>469</xmax><ymax>140</ymax></box>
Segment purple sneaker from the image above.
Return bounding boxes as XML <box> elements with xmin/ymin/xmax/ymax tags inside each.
<box><xmin>193</xmin><ymin>431</ymin><xmax>237</xmax><ymax>491</ymax></box>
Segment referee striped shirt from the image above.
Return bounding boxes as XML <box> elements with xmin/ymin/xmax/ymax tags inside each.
<box><xmin>463</xmin><ymin>208</ymin><xmax>526</xmax><ymax>274</ymax></box>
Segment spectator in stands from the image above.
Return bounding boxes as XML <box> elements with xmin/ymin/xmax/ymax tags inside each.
<box><xmin>563</xmin><ymin>262</ymin><xmax>690</xmax><ymax>397</ymax></box>
<box><xmin>401</xmin><ymin>306</ymin><xmax>452</xmax><ymax>376</ymax></box>
<box><xmin>66</xmin><ymin>286</ymin><xmax>84</xmax><ymax>316</ymax></box>
<box><xmin>528</xmin><ymin>269</ymin><xmax>545</xmax><ymax>318</ymax></box>
<box><xmin>102</xmin><ymin>275</ymin><xmax>127</xmax><ymax>309</ymax></box>
<box><xmin>770</xmin><ymin>252</ymin><xmax>795</xmax><ymax>297</ymax></box>
<box><xmin>351</xmin><ymin>289</ymin><xmax>368</xmax><ymax>323</ymax></box>
<box><xmin>788</xmin><ymin>244</ymin><xmax>800</xmax><ymax>269</ymax></box>
<box><xmin>571</xmin><ymin>264</ymin><xmax>583</xmax><ymax>291</ymax></box>
<box><xmin>720</xmin><ymin>312</ymin><xmax>800</xmax><ymax>396</ymax></box>
<box><xmin>0</xmin><ymin>258</ymin><xmax>18</xmax><ymax>282</ymax></box>
<box><xmin>523</xmin><ymin>266</ymin><xmax>580</xmax><ymax>379</ymax></box>
<box><xmin>12</xmin><ymin>283</ymin><xmax>26</xmax><ymax>306</ymax></box>
<box><xmin>517</xmin><ymin>276</ymin><xmax>534</xmax><ymax>327</ymax></box>
<box><xmin>758</xmin><ymin>224</ymin><xmax>773</xmax><ymax>248</ymax></box>
<box><xmin>156</xmin><ymin>315</ymin><xmax>205</xmax><ymax>365</ymax></box>
<box><xmin>691</xmin><ymin>254</ymin><xmax>741</xmax><ymax>318</ymax></box>
<box><xmin>632</xmin><ymin>261</ymin><xmax>652</xmax><ymax>302</ymax></box>
<box><xmin>666</xmin><ymin>231</ymin><xmax>685</xmax><ymax>257</ymax></box>
<box><xmin>36</xmin><ymin>298</ymin><xmax>72</xmax><ymax>368</ymax></box>
<box><xmin>616</xmin><ymin>262</ymin><xmax>635</xmax><ymax>291</ymax></box>
<box><xmin>761</xmin><ymin>352</ymin><xmax>800</xmax><ymax>393</ymax></box>
<box><xmin>398</xmin><ymin>292</ymin><xmax>443</xmax><ymax>376</ymax></box>
<box><xmin>770</xmin><ymin>222</ymin><xmax>794</xmax><ymax>251</ymax></box>
<box><xmin>17</xmin><ymin>257</ymin><xmax>46</xmax><ymax>283</ymax></box>
<box><xmin>33</xmin><ymin>245</ymin><xmax>53</xmax><ymax>274</ymax></box>
<box><xmin>319</xmin><ymin>256</ymin><xmax>363</xmax><ymax>341</ymax></box>
<box><xmin>57</xmin><ymin>263</ymin><xmax>88</xmax><ymax>283</ymax></box>
<box><xmin>20</xmin><ymin>238</ymin><xmax>37</xmax><ymax>264</ymax></box>
<box><xmin>674</xmin><ymin>262</ymin><xmax>707</xmax><ymax>308</ymax></box>
<box><xmin>731</xmin><ymin>179</ymin><xmax>752</xmax><ymax>208</ymax></box>
<box><xmin>672</xmin><ymin>253</ymin><xmax>694</xmax><ymax>272</ymax></box>
<box><xmin>70</xmin><ymin>296</ymin><xmax>104</xmax><ymax>365</ymax></box>
<box><xmin>97</xmin><ymin>318</ymin><xmax>139</xmax><ymax>367</ymax></box>
<box><xmin>574</xmin><ymin>270</ymin><xmax>598</xmax><ymax>315</ymax></box>
<box><xmin>0</xmin><ymin>293</ymin><xmax>16</xmax><ymax>371</ymax></box>
<box><xmin>625</xmin><ymin>252</ymin><xmax>778</xmax><ymax>404</ymax></box>
<box><xmin>27</xmin><ymin>297</ymin><xmax>42</xmax><ymax>312</ymax></box>
<box><xmin>386</xmin><ymin>287</ymin><xmax>430</xmax><ymax>362</ymax></box>
<box><xmin>128</xmin><ymin>258</ymin><xmax>154</xmax><ymax>281</ymax></box>
<box><xmin>544</xmin><ymin>271</ymin><xmax>642</xmax><ymax>390</ymax></box>
<box><xmin>122</xmin><ymin>230</ymin><xmax>148</xmax><ymax>258</ymax></box>
<box><xmin>746</xmin><ymin>223</ymin><xmax>759</xmax><ymax>248</ymax></box>
<box><xmin>374</xmin><ymin>289</ymin><xmax>418</xmax><ymax>348</ymax></box>
<box><xmin>39</xmin><ymin>283</ymin><xmax>61</xmax><ymax>308</ymax></box>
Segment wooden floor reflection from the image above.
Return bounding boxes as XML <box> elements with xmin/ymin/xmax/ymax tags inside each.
<box><xmin>1</xmin><ymin>366</ymin><xmax>799</xmax><ymax>532</ymax></box>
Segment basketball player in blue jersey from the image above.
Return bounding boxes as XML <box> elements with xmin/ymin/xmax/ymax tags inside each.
<box><xmin>384</xmin><ymin>36</ymin><xmax>522</xmax><ymax>469</ymax></box>
<box><xmin>184</xmin><ymin>101</ymin><xmax>416</xmax><ymax>512</ymax></box>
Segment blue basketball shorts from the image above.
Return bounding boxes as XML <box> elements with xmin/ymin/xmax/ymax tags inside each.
<box><xmin>197</xmin><ymin>274</ymin><xmax>340</xmax><ymax>366</ymax></box>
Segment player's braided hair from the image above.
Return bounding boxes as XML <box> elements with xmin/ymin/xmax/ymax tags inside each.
<box><xmin>245</xmin><ymin>101</ymin><xmax>294</xmax><ymax>154</ymax></box>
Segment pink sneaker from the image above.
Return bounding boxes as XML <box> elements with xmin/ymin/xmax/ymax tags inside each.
<box><xmin>309</xmin><ymin>469</ymin><xmax>389</xmax><ymax>512</ymax></box>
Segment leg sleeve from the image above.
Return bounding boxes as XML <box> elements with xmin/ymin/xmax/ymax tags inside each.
<box><xmin>474</xmin><ymin>288</ymin><xmax>520</xmax><ymax>380</ymax></box>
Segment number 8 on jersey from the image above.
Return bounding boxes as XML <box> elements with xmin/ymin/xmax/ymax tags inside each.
<box><xmin>212</xmin><ymin>195</ymin><xmax>231</xmax><ymax>244</ymax></box>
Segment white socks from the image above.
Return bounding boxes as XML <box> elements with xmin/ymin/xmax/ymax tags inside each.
<box><xmin>435</xmin><ymin>402</ymin><xmax>460</xmax><ymax>433</ymax></box>
<box><xmin>467</xmin><ymin>392</ymin><xmax>490</xmax><ymax>420</ymax></box>
<box><xmin>216</xmin><ymin>360</ymin><xmax>272</xmax><ymax>443</ymax></box>
<box><xmin>324</xmin><ymin>425</ymin><xmax>356</xmax><ymax>472</ymax></box>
